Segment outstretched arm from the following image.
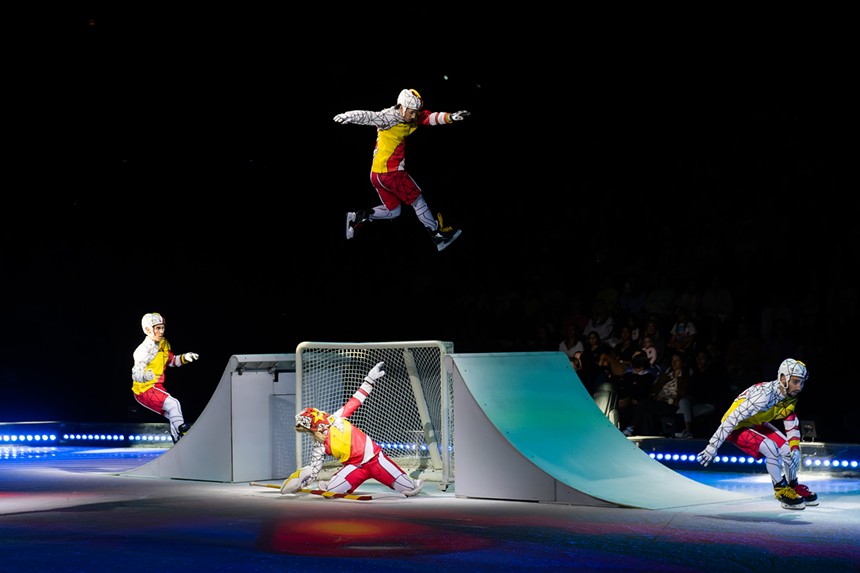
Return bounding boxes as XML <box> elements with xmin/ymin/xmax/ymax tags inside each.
<box><xmin>336</xmin><ymin>362</ymin><xmax>386</xmax><ymax>419</ymax></box>
<box><xmin>416</xmin><ymin>109</ymin><xmax>471</xmax><ymax>126</ymax></box>
<box><xmin>334</xmin><ymin>109</ymin><xmax>402</xmax><ymax>129</ymax></box>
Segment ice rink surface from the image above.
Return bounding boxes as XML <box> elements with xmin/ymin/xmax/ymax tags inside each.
<box><xmin>1</xmin><ymin>446</ymin><xmax>858</xmax><ymax>573</ymax></box>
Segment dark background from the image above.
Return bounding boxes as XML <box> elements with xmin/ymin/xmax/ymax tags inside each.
<box><xmin>3</xmin><ymin>9</ymin><xmax>855</xmax><ymax>441</ymax></box>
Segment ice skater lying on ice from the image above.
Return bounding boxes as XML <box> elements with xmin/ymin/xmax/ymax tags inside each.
<box><xmin>280</xmin><ymin>361</ymin><xmax>423</xmax><ymax>497</ymax></box>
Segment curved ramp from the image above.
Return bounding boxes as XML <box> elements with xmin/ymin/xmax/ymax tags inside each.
<box><xmin>446</xmin><ymin>352</ymin><xmax>754</xmax><ymax>509</ymax></box>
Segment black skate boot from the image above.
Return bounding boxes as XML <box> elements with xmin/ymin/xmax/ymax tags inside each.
<box><xmin>428</xmin><ymin>213</ymin><xmax>462</xmax><ymax>251</ymax></box>
<box><xmin>172</xmin><ymin>423</ymin><xmax>191</xmax><ymax>444</ymax></box>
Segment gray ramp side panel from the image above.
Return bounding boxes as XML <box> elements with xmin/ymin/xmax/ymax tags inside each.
<box><xmin>448</xmin><ymin>352</ymin><xmax>753</xmax><ymax>509</ymax></box>
<box><xmin>452</xmin><ymin>356</ymin><xmax>613</xmax><ymax>506</ymax></box>
<box><xmin>120</xmin><ymin>356</ymin><xmax>236</xmax><ymax>481</ymax></box>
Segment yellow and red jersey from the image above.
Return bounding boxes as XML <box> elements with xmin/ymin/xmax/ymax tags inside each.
<box><xmin>371</xmin><ymin>110</ymin><xmax>453</xmax><ymax>173</ymax></box>
<box><xmin>322</xmin><ymin>381</ymin><xmax>380</xmax><ymax>465</ymax></box>
<box><xmin>130</xmin><ymin>337</ymin><xmax>182</xmax><ymax>395</ymax></box>
<box><xmin>708</xmin><ymin>379</ymin><xmax>800</xmax><ymax>452</ymax></box>
<box><xmin>332</xmin><ymin>106</ymin><xmax>455</xmax><ymax>174</ymax></box>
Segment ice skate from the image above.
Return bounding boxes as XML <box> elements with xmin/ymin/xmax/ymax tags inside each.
<box><xmin>429</xmin><ymin>213</ymin><xmax>461</xmax><ymax>251</ymax></box>
<box><xmin>790</xmin><ymin>479</ymin><xmax>819</xmax><ymax>506</ymax></box>
<box><xmin>774</xmin><ymin>480</ymin><xmax>806</xmax><ymax>510</ymax></box>
<box><xmin>171</xmin><ymin>423</ymin><xmax>191</xmax><ymax>444</ymax></box>
<box><xmin>345</xmin><ymin>210</ymin><xmax>371</xmax><ymax>239</ymax></box>
<box><xmin>404</xmin><ymin>478</ymin><xmax>424</xmax><ymax>497</ymax></box>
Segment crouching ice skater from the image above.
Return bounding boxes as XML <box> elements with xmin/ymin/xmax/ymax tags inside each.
<box><xmin>131</xmin><ymin>312</ymin><xmax>199</xmax><ymax>443</ymax></box>
<box><xmin>697</xmin><ymin>358</ymin><xmax>818</xmax><ymax>509</ymax></box>
<box><xmin>280</xmin><ymin>361</ymin><xmax>424</xmax><ymax>497</ymax></box>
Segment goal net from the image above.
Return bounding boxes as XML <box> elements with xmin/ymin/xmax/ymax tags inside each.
<box><xmin>295</xmin><ymin>341</ymin><xmax>454</xmax><ymax>488</ymax></box>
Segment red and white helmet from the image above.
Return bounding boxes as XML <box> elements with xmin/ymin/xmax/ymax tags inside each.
<box><xmin>141</xmin><ymin>312</ymin><xmax>164</xmax><ymax>334</ymax></box>
<box><xmin>778</xmin><ymin>358</ymin><xmax>808</xmax><ymax>383</ymax></box>
<box><xmin>296</xmin><ymin>407</ymin><xmax>330</xmax><ymax>432</ymax></box>
<box><xmin>397</xmin><ymin>88</ymin><xmax>423</xmax><ymax>111</ymax></box>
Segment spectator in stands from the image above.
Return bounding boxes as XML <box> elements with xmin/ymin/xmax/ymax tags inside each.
<box><xmin>618</xmin><ymin>352</ymin><xmax>659</xmax><ymax>437</ymax></box>
<box><xmin>610</xmin><ymin>324</ymin><xmax>640</xmax><ymax>372</ymax></box>
<box><xmin>640</xmin><ymin>335</ymin><xmax>660</xmax><ymax>367</ymax></box>
<box><xmin>625</xmin><ymin>314</ymin><xmax>642</xmax><ymax>344</ymax></box>
<box><xmin>629</xmin><ymin>351</ymin><xmax>690</xmax><ymax>437</ymax></box>
<box><xmin>570</xmin><ymin>350</ymin><xmax>584</xmax><ymax>376</ymax></box>
<box><xmin>666</xmin><ymin>308</ymin><xmax>697</xmax><ymax>355</ymax></box>
<box><xmin>558</xmin><ymin>321</ymin><xmax>584</xmax><ymax>359</ymax></box>
<box><xmin>524</xmin><ymin>318</ymin><xmax>557</xmax><ymax>352</ymax></box>
<box><xmin>583</xmin><ymin>299</ymin><xmax>615</xmax><ymax>346</ymax></box>
<box><xmin>579</xmin><ymin>330</ymin><xmax>614</xmax><ymax>393</ymax></box>
<box><xmin>642</xmin><ymin>316</ymin><xmax>667</xmax><ymax>367</ymax></box>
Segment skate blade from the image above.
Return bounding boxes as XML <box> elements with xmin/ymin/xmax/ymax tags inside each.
<box><xmin>780</xmin><ymin>501</ymin><xmax>806</xmax><ymax>510</ymax></box>
<box><xmin>436</xmin><ymin>229</ymin><xmax>462</xmax><ymax>251</ymax></box>
<box><xmin>345</xmin><ymin>212</ymin><xmax>355</xmax><ymax>239</ymax></box>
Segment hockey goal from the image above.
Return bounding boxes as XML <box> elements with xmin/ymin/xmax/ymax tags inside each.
<box><xmin>295</xmin><ymin>341</ymin><xmax>455</xmax><ymax>489</ymax></box>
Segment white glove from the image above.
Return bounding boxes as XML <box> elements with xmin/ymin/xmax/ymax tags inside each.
<box><xmin>697</xmin><ymin>444</ymin><xmax>717</xmax><ymax>467</ymax></box>
<box><xmin>280</xmin><ymin>465</ymin><xmax>313</xmax><ymax>494</ymax></box>
<box><xmin>143</xmin><ymin>369</ymin><xmax>156</xmax><ymax>382</ymax></box>
<box><xmin>451</xmin><ymin>110</ymin><xmax>470</xmax><ymax>121</ymax></box>
<box><xmin>333</xmin><ymin>113</ymin><xmax>349</xmax><ymax>124</ymax></box>
<box><xmin>364</xmin><ymin>361</ymin><xmax>386</xmax><ymax>385</ymax></box>
<box><xmin>183</xmin><ymin>352</ymin><xmax>199</xmax><ymax>364</ymax></box>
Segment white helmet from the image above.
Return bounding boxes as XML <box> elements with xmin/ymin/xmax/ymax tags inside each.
<box><xmin>397</xmin><ymin>88</ymin><xmax>423</xmax><ymax>111</ymax></box>
<box><xmin>141</xmin><ymin>312</ymin><xmax>164</xmax><ymax>334</ymax></box>
<box><xmin>778</xmin><ymin>358</ymin><xmax>808</xmax><ymax>383</ymax></box>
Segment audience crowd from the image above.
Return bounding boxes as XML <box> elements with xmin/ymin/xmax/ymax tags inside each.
<box><xmin>447</xmin><ymin>251</ymin><xmax>858</xmax><ymax>443</ymax></box>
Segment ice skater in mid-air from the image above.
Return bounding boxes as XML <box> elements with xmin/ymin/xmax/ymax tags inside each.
<box><xmin>334</xmin><ymin>88</ymin><xmax>470</xmax><ymax>252</ymax></box>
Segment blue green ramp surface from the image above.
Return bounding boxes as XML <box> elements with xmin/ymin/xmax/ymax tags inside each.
<box><xmin>447</xmin><ymin>352</ymin><xmax>754</xmax><ymax>509</ymax></box>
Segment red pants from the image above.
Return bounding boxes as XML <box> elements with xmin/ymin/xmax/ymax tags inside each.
<box><xmin>728</xmin><ymin>424</ymin><xmax>788</xmax><ymax>459</ymax></box>
<box><xmin>370</xmin><ymin>170</ymin><xmax>422</xmax><ymax>209</ymax></box>
<box><xmin>134</xmin><ymin>384</ymin><xmax>171</xmax><ymax>415</ymax></box>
